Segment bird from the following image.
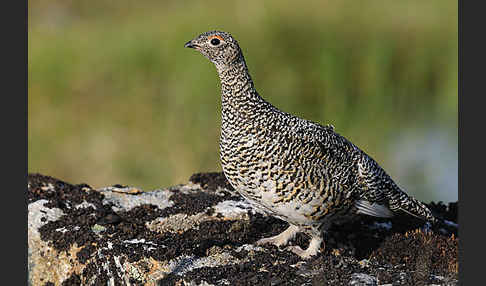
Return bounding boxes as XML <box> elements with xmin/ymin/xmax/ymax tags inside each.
<box><xmin>184</xmin><ymin>31</ymin><xmax>437</xmax><ymax>259</ymax></box>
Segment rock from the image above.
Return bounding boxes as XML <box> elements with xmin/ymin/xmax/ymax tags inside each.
<box><xmin>349</xmin><ymin>273</ymin><xmax>378</xmax><ymax>286</ymax></box>
<box><xmin>28</xmin><ymin>172</ymin><xmax>458</xmax><ymax>285</ymax></box>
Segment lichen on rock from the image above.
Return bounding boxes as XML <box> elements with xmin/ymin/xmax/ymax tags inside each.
<box><xmin>28</xmin><ymin>172</ymin><xmax>458</xmax><ymax>285</ymax></box>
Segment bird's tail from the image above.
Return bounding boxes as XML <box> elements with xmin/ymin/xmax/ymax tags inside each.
<box><xmin>389</xmin><ymin>189</ymin><xmax>437</xmax><ymax>224</ymax></box>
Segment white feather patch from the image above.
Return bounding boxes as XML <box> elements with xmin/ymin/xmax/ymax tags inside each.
<box><xmin>355</xmin><ymin>200</ymin><xmax>394</xmax><ymax>218</ymax></box>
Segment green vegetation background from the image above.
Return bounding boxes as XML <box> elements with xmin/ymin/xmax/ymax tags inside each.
<box><xmin>28</xmin><ymin>0</ymin><xmax>457</xmax><ymax>201</ymax></box>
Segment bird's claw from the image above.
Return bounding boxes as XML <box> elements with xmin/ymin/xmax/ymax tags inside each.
<box><xmin>285</xmin><ymin>245</ymin><xmax>315</xmax><ymax>259</ymax></box>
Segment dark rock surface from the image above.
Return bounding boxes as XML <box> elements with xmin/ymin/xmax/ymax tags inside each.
<box><xmin>28</xmin><ymin>172</ymin><xmax>458</xmax><ymax>285</ymax></box>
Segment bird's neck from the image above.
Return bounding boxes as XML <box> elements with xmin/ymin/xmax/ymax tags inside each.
<box><xmin>217</xmin><ymin>55</ymin><xmax>265</xmax><ymax>116</ymax></box>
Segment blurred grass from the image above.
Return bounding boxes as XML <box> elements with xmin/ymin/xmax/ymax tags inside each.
<box><xmin>28</xmin><ymin>0</ymin><xmax>457</xmax><ymax>199</ymax></box>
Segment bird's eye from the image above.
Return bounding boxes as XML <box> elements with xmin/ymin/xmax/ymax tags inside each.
<box><xmin>210</xmin><ymin>38</ymin><xmax>221</xmax><ymax>46</ymax></box>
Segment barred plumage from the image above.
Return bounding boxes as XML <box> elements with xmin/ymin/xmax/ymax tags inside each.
<box><xmin>185</xmin><ymin>31</ymin><xmax>437</xmax><ymax>258</ymax></box>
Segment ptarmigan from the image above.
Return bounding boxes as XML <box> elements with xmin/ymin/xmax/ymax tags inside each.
<box><xmin>184</xmin><ymin>31</ymin><xmax>437</xmax><ymax>259</ymax></box>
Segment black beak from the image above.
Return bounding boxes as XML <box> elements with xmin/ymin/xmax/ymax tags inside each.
<box><xmin>184</xmin><ymin>40</ymin><xmax>197</xmax><ymax>48</ymax></box>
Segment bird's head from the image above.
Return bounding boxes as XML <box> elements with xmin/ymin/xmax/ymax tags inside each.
<box><xmin>184</xmin><ymin>31</ymin><xmax>242</xmax><ymax>70</ymax></box>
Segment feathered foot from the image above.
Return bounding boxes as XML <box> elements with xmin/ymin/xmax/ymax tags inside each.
<box><xmin>285</xmin><ymin>235</ymin><xmax>323</xmax><ymax>259</ymax></box>
<box><xmin>256</xmin><ymin>224</ymin><xmax>299</xmax><ymax>248</ymax></box>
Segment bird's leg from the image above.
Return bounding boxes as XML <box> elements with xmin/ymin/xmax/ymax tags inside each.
<box><xmin>286</xmin><ymin>235</ymin><xmax>323</xmax><ymax>259</ymax></box>
<box><xmin>256</xmin><ymin>224</ymin><xmax>300</xmax><ymax>248</ymax></box>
